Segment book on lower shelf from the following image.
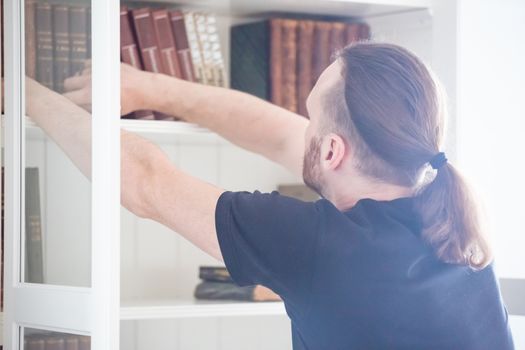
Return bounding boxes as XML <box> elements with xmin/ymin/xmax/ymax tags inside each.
<box><xmin>195</xmin><ymin>266</ymin><xmax>281</xmax><ymax>302</ymax></box>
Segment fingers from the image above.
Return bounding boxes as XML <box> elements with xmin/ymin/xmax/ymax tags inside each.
<box><xmin>64</xmin><ymin>74</ymin><xmax>90</xmax><ymax>92</ymax></box>
<box><xmin>62</xmin><ymin>89</ymin><xmax>92</xmax><ymax>112</ymax></box>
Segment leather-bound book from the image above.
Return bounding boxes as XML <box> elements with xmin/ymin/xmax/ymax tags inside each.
<box><xmin>312</xmin><ymin>21</ymin><xmax>331</xmax><ymax>84</ymax></box>
<box><xmin>281</xmin><ymin>19</ymin><xmax>298</xmax><ymax>112</ymax></box>
<box><xmin>45</xmin><ymin>336</ymin><xmax>66</xmax><ymax>350</ymax></box>
<box><xmin>329</xmin><ymin>21</ymin><xmax>346</xmax><ymax>60</ymax></box>
<box><xmin>297</xmin><ymin>20</ymin><xmax>314</xmax><ymax>117</ymax></box>
<box><xmin>25</xmin><ymin>0</ymin><xmax>37</xmax><ymax>79</ymax></box>
<box><xmin>35</xmin><ymin>3</ymin><xmax>54</xmax><ymax>89</ymax></box>
<box><xmin>194</xmin><ymin>281</ymin><xmax>281</xmax><ymax>302</ymax></box>
<box><xmin>269</xmin><ymin>18</ymin><xmax>284</xmax><ymax>107</ymax></box>
<box><xmin>359</xmin><ymin>22</ymin><xmax>371</xmax><ymax>40</ymax></box>
<box><xmin>25</xmin><ymin>167</ymin><xmax>44</xmax><ymax>284</ymax></box>
<box><xmin>65</xmin><ymin>335</ymin><xmax>80</xmax><ymax>350</ymax></box>
<box><xmin>230</xmin><ymin>20</ymin><xmax>269</xmax><ymax>100</ymax></box>
<box><xmin>69</xmin><ymin>5</ymin><xmax>89</xmax><ymax>76</ymax></box>
<box><xmin>152</xmin><ymin>9</ymin><xmax>183</xmax><ymax>78</ymax></box>
<box><xmin>199</xmin><ymin>266</ymin><xmax>234</xmax><ymax>283</ymax></box>
<box><xmin>120</xmin><ymin>6</ymin><xmax>154</xmax><ymax>120</ymax></box>
<box><xmin>345</xmin><ymin>22</ymin><xmax>361</xmax><ymax>45</ymax></box>
<box><xmin>52</xmin><ymin>5</ymin><xmax>71</xmax><ymax>93</ymax></box>
<box><xmin>169</xmin><ymin>10</ymin><xmax>196</xmax><ymax>82</ymax></box>
<box><xmin>131</xmin><ymin>8</ymin><xmax>167</xmax><ymax>120</ymax></box>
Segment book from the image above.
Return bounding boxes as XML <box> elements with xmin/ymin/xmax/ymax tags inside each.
<box><xmin>35</xmin><ymin>3</ymin><xmax>54</xmax><ymax>89</ymax></box>
<box><xmin>25</xmin><ymin>0</ymin><xmax>37</xmax><ymax>79</ymax></box>
<box><xmin>199</xmin><ymin>266</ymin><xmax>234</xmax><ymax>283</ymax></box>
<box><xmin>131</xmin><ymin>8</ymin><xmax>170</xmax><ymax>120</ymax></box>
<box><xmin>281</xmin><ymin>19</ymin><xmax>298</xmax><ymax>112</ymax></box>
<box><xmin>25</xmin><ymin>167</ymin><xmax>44</xmax><ymax>284</ymax></box>
<box><xmin>201</xmin><ymin>14</ymin><xmax>226</xmax><ymax>87</ymax></box>
<box><xmin>297</xmin><ymin>20</ymin><xmax>314</xmax><ymax>117</ymax></box>
<box><xmin>151</xmin><ymin>8</ymin><xmax>183</xmax><ymax>79</ymax></box>
<box><xmin>194</xmin><ymin>281</ymin><xmax>281</xmax><ymax>302</ymax></box>
<box><xmin>69</xmin><ymin>5</ymin><xmax>89</xmax><ymax>76</ymax></box>
<box><xmin>168</xmin><ymin>10</ymin><xmax>196</xmax><ymax>82</ymax></box>
<box><xmin>269</xmin><ymin>18</ymin><xmax>283</xmax><ymax>107</ymax></box>
<box><xmin>184</xmin><ymin>11</ymin><xmax>205</xmax><ymax>84</ymax></box>
<box><xmin>230</xmin><ymin>20</ymin><xmax>269</xmax><ymax>100</ymax></box>
<box><xmin>278</xmin><ymin>183</ymin><xmax>319</xmax><ymax>202</ymax></box>
<box><xmin>120</xmin><ymin>6</ymin><xmax>154</xmax><ymax>120</ymax></box>
<box><xmin>329</xmin><ymin>21</ymin><xmax>346</xmax><ymax>60</ymax></box>
<box><xmin>345</xmin><ymin>22</ymin><xmax>361</xmax><ymax>44</ymax></box>
<box><xmin>312</xmin><ymin>21</ymin><xmax>332</xmax><ymax>84</ymax></box>
<box><xmin>52</xmin><ymin>5</ymin><xmax>71</xmax><ymax>93</ymax></box>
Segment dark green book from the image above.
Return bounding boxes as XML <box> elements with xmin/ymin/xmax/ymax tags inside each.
<box><xmin>230</xmin><ymin>20</ymin><xmax>270</xmax><ymax>101</ymax></box>
<box><xmin>25</xmin><ymin>167</ymin><xmax>44</xmax><ymax>283</ymax></box>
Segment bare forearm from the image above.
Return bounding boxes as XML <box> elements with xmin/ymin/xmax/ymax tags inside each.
<box><xmin>26</xmin><ymin>80</ymin><xmax>92</xmax><ymax>179</ymax></box>
<box><xmin>143</xmin><ymin>73</ymin><xmax>307</xmax><ymax>176</ymax></box>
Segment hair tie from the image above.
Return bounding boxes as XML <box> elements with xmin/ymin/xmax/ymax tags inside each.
<box><xmin>429</xmin><ymin>152</ymin><xmax>448</xmax><ymax>170</ymax></box>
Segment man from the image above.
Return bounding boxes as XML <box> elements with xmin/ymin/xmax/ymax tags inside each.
<box><xmin>28</xmin><ymin>42</ymin><xmax>514</xmax><ymax>349</ymax></box>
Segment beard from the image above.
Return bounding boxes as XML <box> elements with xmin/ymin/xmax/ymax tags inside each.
<box><xmin>302</xmin><ymin>136</ymin><xmax>324</xmax><ymax>197</ymax></box>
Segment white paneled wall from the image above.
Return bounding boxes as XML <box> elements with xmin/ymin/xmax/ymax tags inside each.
<box><xmin>120</xmin><ymin>137</ymin><xmax>297</xmax><ymax>349</ymax></box>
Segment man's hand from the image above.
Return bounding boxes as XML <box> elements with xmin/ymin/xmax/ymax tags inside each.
<box><xmin>63</xmin><ymin>62</ymin><xmax>155</xmax><ymax>115</ymax></box>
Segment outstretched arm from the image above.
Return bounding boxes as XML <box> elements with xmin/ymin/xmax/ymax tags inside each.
<box><xmin>64</xmin><ymin>64</ymin><xmax>308</xmax><ymax>178</ymax></box>
<box><xmin>27</xmin><ymin>79</ymin><xmax>224</xmax><ymax>261</ymax></box>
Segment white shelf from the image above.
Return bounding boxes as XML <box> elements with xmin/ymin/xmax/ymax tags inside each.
<box><xmin>127</xmin><ymin>0</ymin><xmax>430</xmax><ymax>17</ymax></box>
<box><xmin>1</xmin><ymin>115</ymin><xmax>225</xmax><ymax>144</ymax></box>
<box><xmin>120</xmin><ymin>299</ymin><xmax>286</xmax><ymax>320</ymax></box>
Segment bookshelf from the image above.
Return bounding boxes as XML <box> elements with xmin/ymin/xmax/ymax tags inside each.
<box><xmin>2</xmin><ymin>0</ymin><xmax>461</xmax><ymax>349</ymax></box>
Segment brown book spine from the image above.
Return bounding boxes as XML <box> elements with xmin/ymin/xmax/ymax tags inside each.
<box><xmin>359</xmin><ymin>23</ymin><xmax>371</xmax><ymax>40</ymax></box>
<box><xmin>25</xmin><ymin>1</ymin><xmax>37</xmax><ymax>79</ymax></box>
<box><xmin>69</xmin><ymin>6</ymin><xmax>89</xmax><ymax>76</ymax></box>
<box><xmin>312</xmin><ymin>21</ymin><xmax>331</xmax><ymax>84</ymax></box>
<box><xmin>169</xmin><ymin>10</ymin><xmax>195</xmax><ymax>82</ymax></box>
<box><xmin>131</xmin><ymin>8</ymin><xmax>164</xmax><ymax>74</ymax></box>
<box><xmin>52</xmin><ymin>5</ymin><xmax>71</xmax><ymax>93</ymax></box>
<box><xmin>345</xmin><ymin>23</ymin><xmax>361</xmax><ymax>45</ymax></box>
<box><xmin>152</xmin><ymin>9</ymin><xmax>182</xmax><ymax>78</ymax></box>
<box><xmin>35</xmin><ymin>3</ymin><xmax>54</xmax><ymax>89</ymax></box>
<box><xmin>281</xmin><ymin>19</ymin><xmax>298</xmax><ymax>113</ymax></box>
<box><xmin>120</xmin><ymin>6</ymin><xmax>153</xmax><ymax>120</ymax></box>
<box><xmin>297</xmin><ymin>20</ymin><xmax>314</xmax><ymax>117</ymax></box>
<box><xmin>131</xmin><ymin>8</ymin><xmax>169</xmax><ymax>120</ymax></box>
<box><xmin>270</xmin><ymin>18</ymin><xmax>283</xmax><ymax>107</ymax></box>
<box><xmin>45</xmin><ymin>336</ymin><xmax>66</xmax><ymax>350</ymax></box>
<box><xmin>329</xmin><ymin>22</ymin><xmax>346</xmax><ymax>60</ymax></box>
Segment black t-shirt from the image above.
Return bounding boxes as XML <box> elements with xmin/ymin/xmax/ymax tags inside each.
<box><xmin>215</xmin><ymin>191</ymin><xmax>514</xmax><ymax>350</ymax></box>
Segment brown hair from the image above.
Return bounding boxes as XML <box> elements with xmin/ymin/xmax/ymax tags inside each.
<box><xmin>332</xmin><ymin>42</ymin><xmax>491</xmax><ymax>269</ymax></box>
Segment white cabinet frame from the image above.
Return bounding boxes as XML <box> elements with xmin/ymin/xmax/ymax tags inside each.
<box><xmin>3</xmin><ymin>0</ymin><xmax>121</xmax><ymax>349</ymax></box>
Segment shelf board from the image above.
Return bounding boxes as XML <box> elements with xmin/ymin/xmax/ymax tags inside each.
<box><xmin>126</xmin><ymin>0</ymin><xmax>431</xmax><ymax>17</ymax></box>
<box><xmin>1</xmin><ymin>115</ymin><xmax>224</xmax><ymax>143</ymax></box>
<box><xmin>120</xmin><ymin>299</ymin><xmax>286</xmax><ymax>320</ymax></box>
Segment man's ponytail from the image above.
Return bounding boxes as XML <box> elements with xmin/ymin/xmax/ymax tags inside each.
<box><xmin>415</xmin><ymin>164</ymin><xmax>492</xmax><ymax>269</ymax></box>
<box><xmin>337</xmin><ymin>43</ymin><xmax>493</xmax><ymax>269</ymax></box>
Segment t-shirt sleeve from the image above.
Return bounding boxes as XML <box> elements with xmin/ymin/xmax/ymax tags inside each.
<box><xmin>215</xmin><ymin>190</ymin><xmax>324</xmax><ymax>299</ymax></box>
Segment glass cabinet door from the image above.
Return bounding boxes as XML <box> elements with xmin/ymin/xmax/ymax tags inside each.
<box><xmin>3</xmin><ymin>0</ymin><xmax>120</xmax><ymax>348</ymax></box>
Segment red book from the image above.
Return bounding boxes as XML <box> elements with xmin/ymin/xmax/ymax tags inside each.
<box><xmin>168</xmin><ymin>10</ymin><xmax>196</xmax><ymax>82</ymax></box>
<box><xmin>312</xmin><ymin>21</ymin><xmax>331</xmax><ymax>84</ymax></box>
<box><xmin>35</xmin><ymin>3</ymin><xmax>54</xmax><ymax>89</ymax></box>
<box><xmin>152</xmin><ymin>9</ymin><xmax>183</xmax><ymax>78</ymax></box>
<box><xmin>120</xmin><ymin>6</ymin><xmax>154</xmax><ymax>120</ymax></box>
<box><xmin>281</xmin><ymin>19</ymin><xmax>298</xmax><ymax>113</ymax></box>
<box><xmin>131</xmin><ymin>8</ymin><xmax>171</xmax><ymax>120</ymax></box>
<box><xmin>345</xmin><ymin>23</ymin><xmax>361</xmax><ymax>44</ymax></box>
<box><xmin>297</xmin><ymin>20</ymin><xmax>314</xmax><ymax>117</ymax></box>
<box><xmin>25</xmin><ymin>1</ymin><xmax>37</xmax><ymax>79</ymax></box>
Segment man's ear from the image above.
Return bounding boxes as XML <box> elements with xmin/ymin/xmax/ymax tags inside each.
<box><xmin>320</xmin><ymin>133</ymin><xmax>347</xmax><ymax>171</ymax></box>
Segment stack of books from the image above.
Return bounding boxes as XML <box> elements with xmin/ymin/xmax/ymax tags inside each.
<box><xmin>25</xmin><ymin>1</ymin><xmax>91</xmax><ymax>93</ymax></box>
<box><xmin>121</xmin><ymin>6</ymin><xmax>226</xmax><ymax>120</ymax></box>
<box><xmin>231</xmin><ymin>18</ymin><xmax>370</xmax><ymax>117</ymax></box>
<box><xmin>24</xmin><ymin>332</ymin><xmax>90</xmax><ymax>350</ymax></box>
<box><xmin>194</xmin><ymin>266</ymin><xmax>281</xmax><ymax>302</ymax></box>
